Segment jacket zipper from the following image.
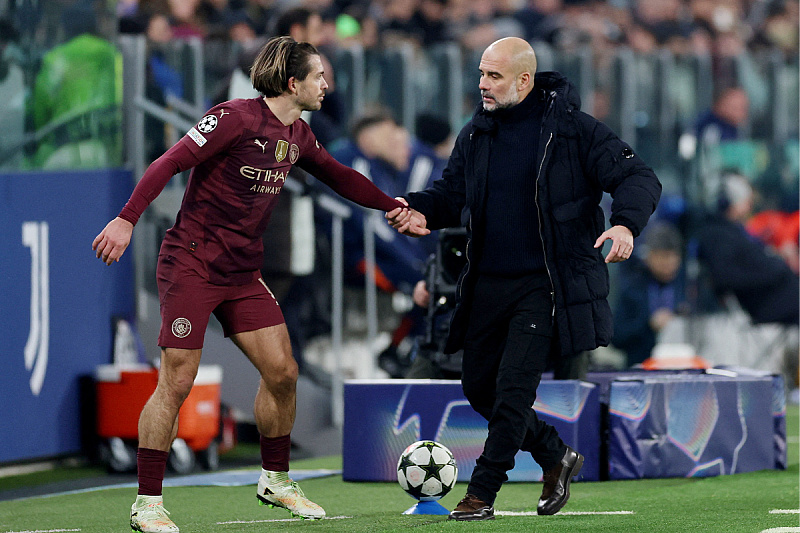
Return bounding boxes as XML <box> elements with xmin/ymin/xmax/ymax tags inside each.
<box><xmin>457</xmin><ymin>214</ymin><xmax>472</xmax><ymax>301</ymax></box>
<box><xmin>535</xmin><ymin>131</ymin><xmax>555</xmax><ymax>316</ymax></box>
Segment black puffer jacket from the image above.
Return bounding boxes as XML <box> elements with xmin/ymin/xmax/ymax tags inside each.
<box><xmin>406</xmin><ymin>72</ymin><xmax>661</xmax><ymax>357</ymax></box>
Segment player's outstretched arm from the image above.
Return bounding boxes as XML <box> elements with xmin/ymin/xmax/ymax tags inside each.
<box><xmin>93</xmin><ymin>217</ymin><xmax>133</xmax><ymax>265</ymax></box>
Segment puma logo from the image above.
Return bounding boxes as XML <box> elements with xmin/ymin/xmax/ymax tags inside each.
<box><xmin>254</xmin><ymin>139</ymin><xmax>268</xmax><ymax>153</ymax></box>
<box><xmin>219</xmin><ymin>109</ymin><xmax>229</xmax><ymax>118</ymax></box>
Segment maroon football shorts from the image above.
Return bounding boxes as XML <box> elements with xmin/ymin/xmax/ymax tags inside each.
<box><xmin>156</xmin><ymin>262</ymin><xmax>285</xmax><ymax>350</ymax></box>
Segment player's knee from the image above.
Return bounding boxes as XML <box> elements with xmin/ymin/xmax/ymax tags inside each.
<box><xmin>161</xmin><ymin>373</ymin><xmax>195</xmax><ymax>404</ymax></box>
<box><xmin>270</xmin><ymin>359</ymin><xmax>298</xmax><ymax>394</ymax></box>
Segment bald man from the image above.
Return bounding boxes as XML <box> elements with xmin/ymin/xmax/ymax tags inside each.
<box><xmin>387</xmin><ymin>37</ymin><xmax>661</xmax><ymax>520</ymax></box>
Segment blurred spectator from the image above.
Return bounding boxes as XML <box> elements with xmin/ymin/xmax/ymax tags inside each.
<box><xmin>746</xmin><ymin>209</ymin><xmax>800</xmax><ymax>273</ymax></box>
<box><xmin>613</xmin><ymin>222</ymin><xmax>690</xmax><ymax>366</ymax></box>
<box><xmin>379</xmin><ymin>0</ymin><xmax>423</xmax><ymax>46</ymax></box>
<box><xmin>414</xmin><ymin>0</ymin><xmax>449</xmax><ymax>46</ymax></box>
<box><xmin>275</xmin><ymin>6</ymin><xmax>346</xmax><ymax>146</ymax></box>
<box><xmin>447</xmin><ymin>0</ymin><xmax>525</xmax><ymax>52</ymax></box>
<box><xmin>375</xmin><ymin>113</ymin><xmax>454</xmax><ymax>376</ymax></box>
<box><xmin>30</xmin><ymin>3</ymin><xmax>122</xmax><ymax>168</ymax></box>
<box><xmin>694</xmin><ymin>86</ymin><xmax>749</xmax><ymax>144</ymax></box>
<box><xmin>326</xmin><ymin>109</ymin><xmax>434</xmax><ymax>292</ymax></box>
<box><xmin>0</xmin><ymin>18</ymin><xmax>25</xmax><ymax>169</ymax></box>
<box><xmin>167</xmin><ymin>0</ymin><xmax>207</xmax><ymax>39</ymax></box>
<box><xmin>633</xmin><ymin>0</ymin><xmax>691</xmax><ymax>47</ymax></box>
<box><xmin>752</xmin><ymin>0</ymin><xmax>799</xmax><ymax>55</ymax></box>
<box><xmin>514</xmin><ymin>0</ymin><xmax>566</xmax><ymax>44</ymax></box>
<box><xmin>274</xmin><ymin>6</ymin><xmax>325</xmax><ymax>45</ymax></box>
<box><xmin>694</xmin><ymin>173</ymin><xmax>799</xmax><ymax>325</ymax></box>
<box><xmin>415</xmin><ymin>112</ymin><xmax>455</xmax><ymax>161</ymax></box>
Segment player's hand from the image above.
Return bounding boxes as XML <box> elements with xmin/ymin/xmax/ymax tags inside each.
<box><xmin>594</xmin><ymin>225</ymin><xmax>633</xmax><ymax>263</ymax></box>
<box><xmin>386</xmin><ymin>198</ymin><xmax>430</xmax><ymax>237</ymax></box>
<box><xmin>92</xmin><ymin>217</ymin><xmax>133</xmax><ymax>265</ymax></box>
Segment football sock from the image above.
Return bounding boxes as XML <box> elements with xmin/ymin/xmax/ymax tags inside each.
<box><xmin>260</xmin><ymin>434</ymin><xmax>291</xmax><ymax>472</ymax></box>
<box><xmin>137</xmin><ymin>448</ymin><xmax>169</xmax><ymax>496</ymax></box>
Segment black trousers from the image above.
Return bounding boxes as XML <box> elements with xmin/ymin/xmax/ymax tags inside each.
<box><xmin>462</xmin><ymin>271</ymin><xmax>566</xmax><ymax>505</ymax></box>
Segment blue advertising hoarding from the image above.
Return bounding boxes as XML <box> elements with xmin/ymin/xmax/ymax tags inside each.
<box><xmin>608</xmin><ymin>375</ymin><xmax>775</xmax><ymax>479</ymax></box>
<box><xmin>0</xmin><ymin>169</ymin><xmax>135</xmax><ymax>463</ymax></box>
<box><xmin>343</xmin><ymin>379</ymin><xmax>601</xmax><ymax>482</ymax></box>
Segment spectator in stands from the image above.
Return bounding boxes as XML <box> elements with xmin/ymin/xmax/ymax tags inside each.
<box><xmin>613</xmin><ymin>222</ymin><xmax>689</xmax><ymax>366</ymax></box>
<box><xmin>694</xmin><ymin>173</ymin><xmax>799</xmax><ymax>326</ymax></box>
<box><xmin>275</xmin><ymin>6</ymin><xmax>346</xmax><ymax>146</ymax></box>
<box><xmin>326</xmin><ymin>109</ymin><xmax>436</xmax><ymax>293</ymax></box>
<box><xmin>751</xmin><ymin>0</ymin><xmax>799</xmax><ymax>55</ymax></box>
<box><xmin>30</xmin><ymin>3</ymin><xmax>122</xmax><ymax>169</ymax></box>
<box><xmin>415</xmin><ymin>0</ymin><xmax>450</xmax><ymax>46</ymax></box>
<box><xmin>694</xmin><ymin>86</ymin><xmax>749</xmax><ymax>144</ymax></box>
<box><xmin>167</xmin><ymin>0</ymin><xmax>207</xmax><ymax>39</ymax></box>
<box><xmin>415</xmin><ymin>112</ymin><xmax>455</xmax><ymax>161</ymax></box>
<box><xmin>514</xmin><ymin>0</ymin><xmax>566</xmax><ymax>44</ymax></box>
<box><xmin>0</xmin><ymin>18</ymin><xmax>25</xmax><ymax>170</ymax></box>
<box><xmin>376</xmin><ymin>113</ymin><xmax>453</xmax><ymax>377</ymax></box>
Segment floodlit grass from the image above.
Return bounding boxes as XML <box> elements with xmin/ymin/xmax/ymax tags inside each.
<box><xmin>0</xmin><ymin>406</ymin><xmax>797</xmax><ymax>533</ymax></box>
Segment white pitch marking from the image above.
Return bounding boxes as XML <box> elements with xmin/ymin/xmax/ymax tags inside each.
<box><xmin>787</xmin><ymin>436</ymin><xmax>799</xmax><ymax>444</ymax></box>
<box><xmin>4</xmin><ymin>529</ymin><xmax>81</xmax><ymax>533</ymax></box>
<box><xmin>759</xmin><ymin>528</ymin><xmax>800</xmax><ymax>533</ymax></box>
<box><xmin>770</xmin><ymin>510</ymin><xmax>800</xmax><ymax>514</ymax></box>
<box><xmin>217</xmin><ymin>515</ymin><xmax>351</xmax><ymax>524</ymax></box>
<box><xmin>496</xmin><ymin>510</ymin><xmax>634</xmax><ymax>516</ymax></box>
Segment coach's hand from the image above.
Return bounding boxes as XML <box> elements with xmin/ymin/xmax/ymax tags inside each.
<box><xmin>594</xmin><ymin>225</ymin><xmax>633</xmax><ymax>263</ymax></box>
<box><xmin>93</xmin><ymin>217</ymin><xmax>133</xmax><ymax>265</ymax></box>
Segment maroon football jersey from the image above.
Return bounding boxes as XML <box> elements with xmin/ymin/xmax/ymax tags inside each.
<box><xmin>119</xmin><ymin>97</ymin><xmax>402</xmax><ymax>286</ymax></box>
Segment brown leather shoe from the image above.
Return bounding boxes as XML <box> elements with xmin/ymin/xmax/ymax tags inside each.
<box><xmin>448</xmin><ymin>494</ymin><xmax>495</xmax><ymax>521</ymax></box>
<box><xmin>537</xmin><ymin>446</ymin><xmax>584</xmax><ymax>515</ymax></box>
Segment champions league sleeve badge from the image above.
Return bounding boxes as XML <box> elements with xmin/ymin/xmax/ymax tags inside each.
<box><xmin>197</xmin><ymin>114</ymin><xmax>218</xmax><ymax>133</ymax></box>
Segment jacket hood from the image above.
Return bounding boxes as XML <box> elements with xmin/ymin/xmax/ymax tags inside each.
<box><xmin>471</xmin><ymin>71</ymin><xmax>580</xmax><ymax>132</ymax></box>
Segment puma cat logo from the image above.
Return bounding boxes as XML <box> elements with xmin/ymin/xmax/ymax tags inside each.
<box><xmin>254</xmin><ymin>139</ymin><xmax>268</xmax><ymax>153</ymax></box>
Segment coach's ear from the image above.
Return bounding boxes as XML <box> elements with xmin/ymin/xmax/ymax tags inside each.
<box><xmin>287</xmin><ymin>76</ymin><xmax>298</xmax><ymax>95</ymax></box>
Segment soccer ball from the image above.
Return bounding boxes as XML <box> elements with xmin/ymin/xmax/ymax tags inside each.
<box><xmin>396</xmin><ymin>440</ymin><xmax>458</xmax><ymax>501</ymax></box>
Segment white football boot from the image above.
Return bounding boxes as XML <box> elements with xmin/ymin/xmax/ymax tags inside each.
<box><xmin>256</xmin><ymin>469</ymin><xmax>326</xmax><ymax>519</ymax></box>
<box><xmin>130</xmin><ymin>495</ymin><xmax>179</xmax><ymax>533</ymax></box>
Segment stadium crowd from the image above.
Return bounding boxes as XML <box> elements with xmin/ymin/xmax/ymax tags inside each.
<box><xmin>0</xmin><ymin>0</ymin><xmax>797</xmax><ymax>393</ymax></box>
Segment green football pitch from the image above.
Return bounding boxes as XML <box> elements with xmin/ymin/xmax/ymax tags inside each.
<box><xmin>1</xmin><ymin>406</ymin><xmax>797</xmax><ymax>533</ymax></box>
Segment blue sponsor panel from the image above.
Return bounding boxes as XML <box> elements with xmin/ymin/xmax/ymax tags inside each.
<box><xmin>0</xmin><ymin>169</ymin><xmax>135</xmax><ymax>463</ymax></box>
<box><xmin>608</xmin><ymin>375</ymin><xmax>775</xmax><ymax>480</ymax></box>
<box><xmin>771</xmin><ymin>374</ymin><xmax>787</xmax><ymax>470</ymax></box>
<box><xmin>343</xmin><ymin>379</ymin><xmax>600</xmax><ymax>482</ymax></box>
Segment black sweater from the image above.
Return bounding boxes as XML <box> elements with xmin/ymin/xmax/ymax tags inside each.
<box><xmin>478</xmin><ymin>91</ymin><xmax>545</xmax><ymax>275</ymax></box>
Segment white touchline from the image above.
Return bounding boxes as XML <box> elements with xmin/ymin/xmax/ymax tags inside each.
<box><xmin>496</xmin><ymin>510</ymin><xmax>634</xmax><ymax>516</ymax></box>
<box><xmin>759</xmin><ymin>528</ymin><xmax>800</xmax><ymax>533</ymax></box>
<box><xmin>216</xmin><ymin>516</ymin><xmax>351</xmax><ymax>524</ymax></box>
<box><xmin>770</xmin><ymin>510</ymin><xmax>800</xmax><ymax>514</ymax></box>
<box><xmin>5</xmin><ymin>529</ymin><xmax>81</xmax><ymax>533</ymax></box>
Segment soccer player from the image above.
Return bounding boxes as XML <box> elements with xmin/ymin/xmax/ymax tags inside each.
<box><xmin>93</xmin><ymin>36</ymin><xmax>419</xmax><ymax>533</ymax></box>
